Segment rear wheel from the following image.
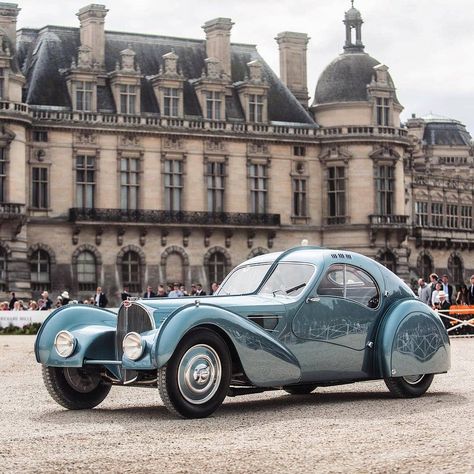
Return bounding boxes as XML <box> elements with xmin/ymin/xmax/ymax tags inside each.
<box><xmin>42</xmin><ymin>366</ymin><xmax>111</xmax><ymax>409</ymax></box>
<box><xmin>284</xmin><ymin>384</ymin><xmax>317</xmax><ymax>395</ymax></box>
<box><xmin>158</xmin><ymin>329</ymin><xmax>231</xmax><ymax>418</ymax></box>
<box><xmin>384</xmin><ymin>374</ymin><xmax>434</xmax><ymax>398</ymax></box>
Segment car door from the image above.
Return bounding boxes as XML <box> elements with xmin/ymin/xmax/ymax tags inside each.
<box><xmin>291</xmin><ymin>263</ymin><xmax>381</xmax><ymax>382</ymax></box>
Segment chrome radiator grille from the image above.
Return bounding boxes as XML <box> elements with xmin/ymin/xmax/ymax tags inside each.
<box><xmin>116</xmin><ymin>302</ymin><xmax>154</xmax><ymax>383</ymax></box>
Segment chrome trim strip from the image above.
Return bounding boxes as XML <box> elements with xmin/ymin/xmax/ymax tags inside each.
<box><xmin>84</xmin><ymin>360</ymin><xmax>122</xmax><ymax>365</ymax></box>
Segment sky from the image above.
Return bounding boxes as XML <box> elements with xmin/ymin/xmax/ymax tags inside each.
<box><xmin>14</xmin><ymin>0</ymin><xmax>474</xmax><ymax>135</ymax></box>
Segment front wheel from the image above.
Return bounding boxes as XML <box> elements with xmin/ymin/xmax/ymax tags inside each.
<box><xmin>158</xmin><ymin>329</ymin><xmax>231</xmax><ymax>418</ymax></box>
<box><xmin>42</xmin><ymin>366</ymin><xmax>111</xmax><ymax>409</ymax></box>
<box><xmin>384</xmin><ymin>374</ymin><xmax>434</xmax><ymax>398</ymax></box>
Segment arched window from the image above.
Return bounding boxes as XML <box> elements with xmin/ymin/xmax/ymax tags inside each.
<box><xmin>30</xmin><ymin>249</ymin><xmax>50</xmax><ymax>291</ymax></box>
<box><xmin>418</xmin><ymin>255</ymin><xmax>433</xmax><ymax>280</ymax></box>
<box><xmin>0</xmin><ymin>247</ymin><xmax>7</xmax><ymax>292</ymax></box>
<box><xmin>122</xmin><ymin>251</ymin><xmax>141</xmax><ymax>292</ymax></box>
<box><xmin>165</xmin><ymin>252</ymin><xmax>184</xmax><ymax>285</ymax></box>
<box><xmin>449</xmin><ymin>256</ymin><xmax>464</xmax><ymax>285</ymax></box>
<box><xmin>378</xmin><ymin>251</ymin><xmax>397</xmax><ymax>274</ymax></box>
<box><xmin>208</xmin><ymin>252</ymin><xmax>226</xmax><ymax>285</ymax></box>
<box><xmin>77</xmin><ymin>251</ymin><xmax>97</xmax><ymax>292</ymax></box>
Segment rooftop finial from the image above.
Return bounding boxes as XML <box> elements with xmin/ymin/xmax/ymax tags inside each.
<box><xmin>351</xmin><ymin>0</ymin><xmax>354</xmax><ymax>7</ymax></box>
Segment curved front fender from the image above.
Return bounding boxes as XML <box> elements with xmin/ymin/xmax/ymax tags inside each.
<box><xmin>35</xmin><ymin>305</ymin><xmax>117</xmax><ymax>367</ymax></box>
<box><xmin>150</xmin><ymin>303</ymin><xmax>301</xmax><ymax>387</ymax></box>
<box><xmin>376</xmin><ymin>300</ymin><xmax>450</xmax><ymax>378</ymax></box>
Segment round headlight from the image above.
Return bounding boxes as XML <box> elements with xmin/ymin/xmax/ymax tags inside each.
<box><xmin>123</xmin><ymin>332</ymin><xmax>144</xmax><ymax>361</ymax></box>
<box><xmin>54</xmin><ymin>330</ymin><xmax>76</xmax><ymax>358</ymax></box>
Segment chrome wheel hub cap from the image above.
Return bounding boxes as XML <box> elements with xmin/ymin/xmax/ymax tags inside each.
<box><xmin>177</xmin><ymin>344</ymin><xmax>221</xmax><ymax>405</ymax></box>
<box><xmin>403</xmin><ymin>374</ymin><xmax>425</xmax><ymax>385</ymax></box>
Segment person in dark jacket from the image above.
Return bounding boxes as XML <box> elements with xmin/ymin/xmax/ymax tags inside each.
<box><xmin>121</xmin><ymin>286</ymin><xmax>131</xmax><ymax>301</ymax></box>
<box><xmin>436</xmin><ymin>291</ymin><xmax>451</xmax><ymax>330</ymax></box>
<box><xmin>93</xmin><ymin>287</ymin><xmax>108</xmax><ymax>308</ymax></box>
<box><xmin>468</xmin><ymin>275</ymin><xmax>474</xmax><ymax>305</ymax></box>
<box><xmin>8</xmin><ymin>292</ymin><xmax>17</xmax><ymax>310</ymax></box>
<box><xmin>143</xmin><ymin>286</ymin><xmax>156</xmax><ymax>299</ymax></box>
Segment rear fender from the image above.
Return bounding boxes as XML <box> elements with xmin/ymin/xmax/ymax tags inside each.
<box><xmin>35</xmin><ymin>305</ymin><xmax>117</xmax><ymax>367</ymax></box>
<box><xmin>376</xmin><ymin>300</ymin><xmax>450</xmax><ymax>378</ymax></box>
<box><xmin>148</xmin><ymin>303</ymin><xmax>301</xmax><ymax>387</ymax></box>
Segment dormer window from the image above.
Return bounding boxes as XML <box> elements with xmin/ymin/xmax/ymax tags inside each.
<box><xmin>75</xmin><ymin>81</ymin><xmax>93</xmax><ymax>111</ymax></box>
<box><xmin>163</xmin><ymin>87</ymin><xmax>179</xmax><ymax>117</ymax></box>
<box><xmin>120</xmin><ymin>84</ymin><xmax>137</xmax><ymax>114</ymax></box>
<box><xmin>205</xmin><ymin>91</ymin><xmax>222</xmax><ymax>120</ymax></box>
<box><xmin>249</xmin><ymin>94</ymin><xmax>264</xmax><ymax>123</ymax></box>
<box><xmin>376</xmin><ymin>97</ymin><xmax>390</xmax><ymax>126</ymax></box>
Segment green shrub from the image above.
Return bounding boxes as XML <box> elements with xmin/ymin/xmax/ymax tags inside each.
<box><xmin>0</xmin><ymin>323</ymin><xmax>41</xmax><ymax>335</ymax></box>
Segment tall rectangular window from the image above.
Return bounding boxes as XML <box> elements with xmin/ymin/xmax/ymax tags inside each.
<box><xmin>431</xmin><ymin>202</ymin><xmax>443</xmax><ymax>227</ymax></box>
<box><xmin>0</xmin><ymin>68</ymin><xmax>5</xmax><ymax>99</ymax></box>
<box><xmin>205</xmin><ymin>91</ymin><xmax>222</xmax><ymax>120</ymax></box>
<box><xmin>164</xmin><ymin>159</ymin><xmax>183</xmax><ymax>211</ymax></box>
<box><xmin>249</xmin><ymin>163</ymin><xmax>267</xmax><ymax>214</ymax></box>
<box><xmin>207</xmin><ymin>161</ymin><xmax>225</xmax><ymax>212</ymax></box>
<box><xmin>375</xmin><ymin>165</ymin><xmax>394</xmax><ymax>215</ymax></box>
<box><xmin>0</xmin><ymin>148</ymin><xmax>6</xmax><ymax>202</ymax></box>
<box><xmin>163</xmin><ymin>88</ymin><xmax>179</xmax><ymax>117</ymax></box>
<box><xmin>446</xmin><ymin>204</ymin><xmax>458</xmax><ymax>229</ymax></box>
<box><xmin>376</xmin><ymin>97</ymin><xmax>390</xmax><ymax>126</ymax></box>
<box><xmin>293</xmin><ymin>178</ymin><xmax>307</xmax><ymax>217</ymax></box>
<box><xmin>120</xmin><ymin>158</ymin><xmax>140</xmax><ymax>210</ymax></box>
<box><xmin>249</xmin><ymin>95</ymin><xmax>264</xmax><ymax>123</ymax></box>
<box><xmin>415</xmin><ymin>201</ymin><xmax>428</xmax><ymax>226</ymax></box>
<box><xmin>76</xmin><ymin>155</ymin><xmax>95</xmax><ymax>208</ymax></box>
<box><xmin>119</xmin><ymin>84</ymin><xmax>137</xmax><ymax>114</ymax></box>
<box><xmin>460</xmin><ymin>205</ymin><xmax>472</xmax><ymax>230</ymax></box>
<box><xmin>75</xmin><ymin>81</ymin><xmax>93</xmax><ymax>112</ymax></box>
<box><xmin>31</xmin><ymin>167</ymin><xmax>48</xmax><ymax>209</ymax></box>
<box><xmin>327</xmin><ymin>166</ymin><xmax>346</xmax><ymax>224</ymax></box>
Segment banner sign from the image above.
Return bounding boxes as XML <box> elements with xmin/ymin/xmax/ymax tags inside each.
<box><xmin>0</xmin><ymin>311</ymin><xmax>51</xmax><ymax>328</ymax></box>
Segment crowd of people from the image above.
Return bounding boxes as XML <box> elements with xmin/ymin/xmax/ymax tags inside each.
<box><xmin>417</xmin><ymin>273</ymin><xmax>474</xmax><ymax>331</ymax></box>
<box><xmin>0</xmin><ymin>282</ymin><xmax>220</xmax><ymax>311</ymax></box>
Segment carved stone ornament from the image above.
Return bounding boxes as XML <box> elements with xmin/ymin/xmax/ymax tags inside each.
<box><xmin>205</xmin><ymin>57</ymin><xmax>221</xmax><ymax>80</ymax></box>
<box><xmin>163</xmin><ymin>136</ymin><xmax>184</xmax><ymax>150</ymax></box>
<box><xmin>205</xmin><ymin>140</ymin><xmax>226</xmax><ymax>152</ymax></box>
<box><xmin>77</xmin><ymin>45</ymin><xmax>93</xmax><ymax>69</ymax></box>
<box><xmin>120</xmin><ymin>134</ymin><xmax>140</xmax><ymax>147</ymax></box>
<box><xmin>120</xmin><ymin>47</ymin><xmax>136</xmax><ymax>72</ymax></box>
<box><xmin>248</xmin><ymin>142</ymin><xmax>268</xmax><ymax>155</ymax></box>
<box><xmin>247</xmin><ymin>60</ymin><xmax>263</xmax><ymax>84</ymax></box>
<box><xmin>162</xmin><ymin>51</ymin><xmax>180</xmax><ymax>76</ymax></box>
<box><xmin>75</xmin><ymin>131</ymin><xmax>97</xmax><ymax>145</ymax></box>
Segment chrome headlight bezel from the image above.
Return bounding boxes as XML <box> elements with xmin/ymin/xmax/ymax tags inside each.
<box><xmin>122</xmin><ymin>332</ymin><xmax>144</xmax><ymax>361</ymax></box>
<box><xmin>54</xmin><ymin>330</ymin><xmax>76</xmax><ymax>358</ymax></box>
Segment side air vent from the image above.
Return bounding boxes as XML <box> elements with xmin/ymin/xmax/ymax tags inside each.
<box><xmin>247</xmin><ymin>315</ymin><xmax>280</xmax><ymax>331</ymax></box>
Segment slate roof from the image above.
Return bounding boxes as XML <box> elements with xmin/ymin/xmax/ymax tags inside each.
<box><xmin>422</xmin><ymin>115</ymin><xmax>472</xmax><ymax>146</ymax></box>
<box><xmin>16</xmin><ymin>26</ymin><xmax>315</xmax><ymax>124</ymax></box>
<box><xmin>312</xmin><ymin>51</ymin><xmax>399</xmax><ymax>106</ymax></box>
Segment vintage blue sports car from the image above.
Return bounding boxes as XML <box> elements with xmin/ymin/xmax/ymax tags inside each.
<box><xmin>35</xmin><ymin>246</ymin><xmax>450</xmax><ymax>418</ymax></box>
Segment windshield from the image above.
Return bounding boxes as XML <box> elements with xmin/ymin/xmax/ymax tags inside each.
<box><xmin>259</xmin><ymin>263</ymin><xmax>316</xmax><ymax>297</ymax></box>
<box><xmin>217</xmin><ymin>264</ymin><xmax>272</xmax><ymax>295</ymax></box>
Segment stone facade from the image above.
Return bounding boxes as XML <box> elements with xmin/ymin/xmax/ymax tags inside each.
<box><xmin>0</xmin><ymin>3</ymin><xmax>472</xmax><ymax>304</ymax></box>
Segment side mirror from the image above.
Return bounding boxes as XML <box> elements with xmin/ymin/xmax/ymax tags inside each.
<box><xmin>305</xmin><ymin>296</ymin><xmax>320</xmax><ymax>303</ymax></box>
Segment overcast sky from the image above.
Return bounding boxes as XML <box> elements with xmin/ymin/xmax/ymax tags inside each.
<box><xmin>15</xmin><ymin>0</ymin><xmax>474</xmax><ymax>134</ymax></box>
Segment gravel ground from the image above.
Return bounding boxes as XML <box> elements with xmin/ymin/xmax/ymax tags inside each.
<box><xmin>0</xmin><ymin>335</ymin><xmax>473</xmax><ymax>473</ymax></box>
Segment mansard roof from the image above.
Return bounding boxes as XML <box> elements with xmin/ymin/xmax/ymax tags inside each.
<box><xmin>422</xmin><ymin>115</ymin><xmax>472</xmax><ymax>146</ymax></box>
<box><xmin>17</xmin><ymin>26</ymin><xmax>314</xmax><ymax>124</ymax></box>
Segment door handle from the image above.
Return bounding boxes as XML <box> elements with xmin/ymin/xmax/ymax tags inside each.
<box><xmin>306</xmin><ymin>297</ymin><xmax>320</xmax><ymax>303</ymax></box>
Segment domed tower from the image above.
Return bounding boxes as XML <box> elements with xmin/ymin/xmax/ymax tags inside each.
<box><xmin>312</xmin><ymin>3</ymin><xmax>412</xmax><ymax>281</ymax></box>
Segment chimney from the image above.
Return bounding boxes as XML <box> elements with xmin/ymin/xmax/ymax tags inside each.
<box><xmin>77</xmin><ymin>4</ymin><xmax>108</xmax><ymax>67</ymax></box>
<box><xmin>202</xmin><ymin>18</ymin><xmax>234</xmax><ymax>78</ymax></box>
<box><xmin>275</xmin><ymin>32</ymin><xmax>309</xmax><ymax>108</ymax></box>
<box><xmin>0</xmin><ymin>3</ymin><xmax>20</xmax><ymax>51</ymax></box>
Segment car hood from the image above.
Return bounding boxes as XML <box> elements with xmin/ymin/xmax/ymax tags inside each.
<box><xmin>139</xmin><ymin>295</ymin><xmax>287</xmax><ymax>325</ymax></box>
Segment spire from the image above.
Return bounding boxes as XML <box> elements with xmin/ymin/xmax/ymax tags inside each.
<box><xmin>343</xmin><ymin>1</ymin><xmax>364</xmax><ymax>52</ymax></box>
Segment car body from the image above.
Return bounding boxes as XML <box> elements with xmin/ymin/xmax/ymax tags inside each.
<box><xmin>35</xmin><ymin>246</ymin><xmax>450</xmax><ymax>418</ymax></box>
